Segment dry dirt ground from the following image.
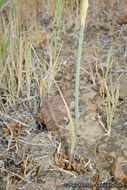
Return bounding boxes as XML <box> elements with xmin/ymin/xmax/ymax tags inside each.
<box><xmin>0</xmin><ymin>0</ymin><xmax>127</xmax><ymax>189</ymax></box>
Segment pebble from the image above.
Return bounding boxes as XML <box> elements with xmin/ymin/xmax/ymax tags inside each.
<box><xmin>64</xmin><ymin>74</ymin><xmax>71</xmax><ymax>81</ymax></box>
<box><xmin>110</xmin><ymin>156</ymin><xmax>127</xmax><ymax>183</ymax></box>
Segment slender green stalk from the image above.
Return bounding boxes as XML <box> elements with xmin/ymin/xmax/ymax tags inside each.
<box><xmin>75</xmin><ymin>26</ymin><xmax>85</xmax><ymax>134</ymax></box>
<box><xmin>3</xmin><ymin>33</ymin><xmax>10</xmax><ymax>62</ymax></box>
<box><xmin>75</xmin><ymin>0</ymin><xmax>89</xmax><ymax>134</ymax></box>
<box><xmin>12</xmin><ymin>0</ymin><xmax>17</xmax><ymax>18</ymax></box>
<box><xmin>105</xmin><ymin>48</ymin><xmax>112</xmax><ymax>81</ymax></box>
<box><xmin>0</xmin><ymin>0</ymin><xmax>4</xmax><ymax>9</ymax></box>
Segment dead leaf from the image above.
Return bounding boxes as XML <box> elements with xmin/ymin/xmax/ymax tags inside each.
<box><xmin>37</xmin><ymin>178</ymin><xmax>46</xmax><ymax>184</ymax></box>
<box><xmin>53</xmin><ymin>152</ymin><xmax>88</xmax><ymax>174</ymax></box>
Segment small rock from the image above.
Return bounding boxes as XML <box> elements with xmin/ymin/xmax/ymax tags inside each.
<box><xmin>78</xmin><ymin>118</ymin><xmax>104</xmax><ymax>144</ymax></box>
<box><xmin>64</xmin><ymin>74</ymin><xmax>71</xmax><ymax>81</ymax></box>
<box><xmin>110</xmin><ymin>156</ymin><xmax>127</xmax><ymax>184</ymax></box>
<box><xmin>37</xmin><ymin>90</ymin><xmax>74</xmax><ymax>131</ymax></box>
<box><xmin>55</xmin><ymin>72</ymin><xmax>63</xmax><ymax>80</ymax></box>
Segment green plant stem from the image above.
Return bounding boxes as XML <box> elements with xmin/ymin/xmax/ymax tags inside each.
<box><xmin>47</xmin><ymin>71</ymin><xmax>76</xmax><ymax>157</ymax></box>
<box><xmin>105</xmin><ymin>48</ymin><xmax>112</xmax><ymax>81</ymax></box>
<box><xmin>75</xmin><ymin>26</ymin><xmax>85</xmax><ymax>134</ymax></box>
<box><xmin>0</xmin><ymin>0</ymin><xmax>4</xmax><ymax>9</ymax></box>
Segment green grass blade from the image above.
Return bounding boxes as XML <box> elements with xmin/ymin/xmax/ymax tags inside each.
<box><xmin>75</xmin><ymin>26</ymin><xmax>84</xmax><ymax>134</ymax></box>
<box><xmin>105</xmin><ymin>48</ymin><xmax>112</xmax><ymax>80</ymax></box>
<box><xmin>0</xmin><ymin>0</ymin><xmax>4</xmax><ymax>9</ymax></box>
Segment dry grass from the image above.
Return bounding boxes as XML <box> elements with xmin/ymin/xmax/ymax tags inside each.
<box><xmin>0</xmin><ymin>0</ymin><xmax>80</xmax><ymax>108</ymax></box>
<box><xmin>0</xmin><ymin>1</ymin><xmax>80</xmax><ymax>188</ymax></box>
